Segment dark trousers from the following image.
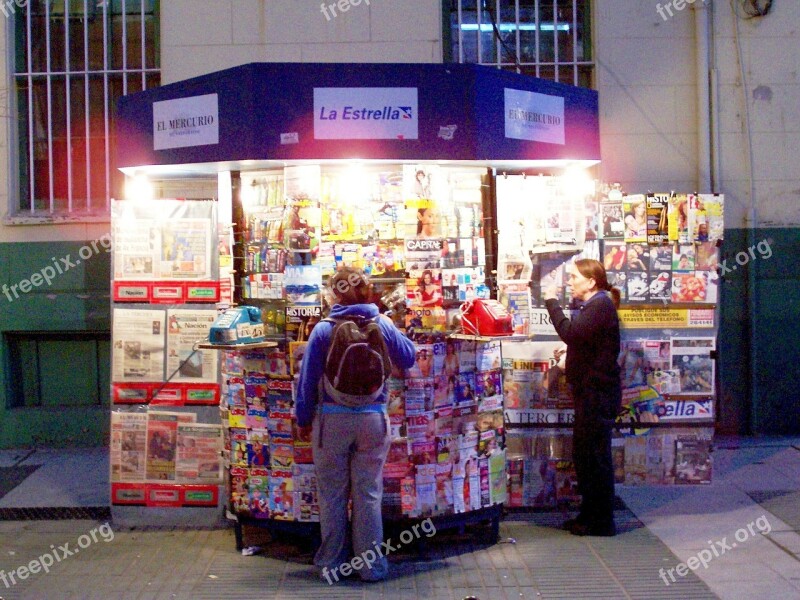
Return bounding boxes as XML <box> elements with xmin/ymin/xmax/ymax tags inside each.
<box><xmin>572</xmin><ymin>385</ymin><xmax>616</xmax><ymax>527</ymax></box>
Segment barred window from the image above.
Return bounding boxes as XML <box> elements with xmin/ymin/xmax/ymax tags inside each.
<box><xmin>12</xmin><ymin>0</ymin><xmax>160</xmax><ymax>216</ymax></box>
<box><xmin>5</xmin><ymin>331</ymin><xmax>110</xmax><ymax>408</ymax></box>
<box><xmin>446</xmin><ymin>0</ymin><xmax>593</xmax><ymax>88</ymax></box>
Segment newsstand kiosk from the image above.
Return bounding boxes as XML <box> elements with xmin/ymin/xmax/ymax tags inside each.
<box><xmin>111</xmin><ymin>62</ymin><xmax>608</xmax><ymax>535</ymax></box>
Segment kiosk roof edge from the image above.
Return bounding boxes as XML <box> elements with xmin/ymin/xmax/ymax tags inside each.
<box><xmin>116</xmin><ymin>62</ymin><xmax>600</xmax><ymax>173</ymax></box>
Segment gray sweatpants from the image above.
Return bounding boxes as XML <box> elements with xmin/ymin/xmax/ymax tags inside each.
<box><xmin>312</xmin><ymin>411</ymin><xmax>391</xmax><ymax>581</ymax></box>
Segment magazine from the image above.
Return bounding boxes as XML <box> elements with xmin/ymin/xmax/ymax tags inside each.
<box><xmin>671</xmin><ymin>337</ymin><xmax>715</xmax><ymax>395</ymax></box>
<box><xmin>671</xmin><ymin>272</ymin><xmax>709</xmax><ymax>303</ymax></box>
<box><xmin>626</xmin><ymin>271</ymin><xmax>649</xmax><ymax>303</ymax></box>
<box><xmin>668</xmin><ymin>194</ymin><xmax>690</xmax><ymax>244</ymax></box>
<box><xmin>649</xmin><ymin>245</ymin><xmax>672</xmax><ymax>271</ymax></box>
<box><xmin>230</xmin><ymin>466</ymin><xmax>250</xmax><ymax>514</ymax></box>
<box><xmin>646</xmin><ymin>434</ymin><xmax>666</xmax><ymax>484</ymax></box>
<box><xmin>619</xmin><ymin>340</ymin><xmax>671</xmax><ymax>389</ymax></box>
<box><xmin>248</xmin><ymin>467</ymin><xmax>270</xmax><ymax>519</ymax></box>
<box><xmin>649</xmin><ymin>271</ymin><xmax>672</xmax><ymax>302</ymax></box>
<box><xmin>600</xmin><ymin>201</ymin><xmax>625</xmax><ymax>239</ymax></box>
<box><xmin>674</xmin><ymin>437</ymin><xmax>713</xmax><ymax>484</ymax></box>
<box><xmin>695</xmin><ymin>241</ymin><xmax>719</xmax><ymax>271</ymax></box>
<box><xmin>646</xmin><ymin>193</ymin><xmax>670</xmax><ymax>244</ymax></box>
<box><xmin>624</xmin><ymin>436</ymin><xmax>647</xmax><ymax>485</ymax></box>
<box><xmin>603</xmin><ymin>240</ymin><xmax>627</xmax><ymax>272</ymax></box>
<box><xmin>285</xmin><ymin>305</ymin><xmax>321</xmax><ymax>344</ymax></box>
<box><xmin>672</xmin><ymin>244</ymin><xmax>695</xmax><ymax>271</ymax></box>
<box><xmin>698</xmin><ymin>194</ymin><xmax>724</xmax><ymax>242</ymax></box>
<box><xmin>283</xmin><ymin>265</ymin><xmax>322</xmax><ymax>305</ymax></box>
<box><xmin>497</xmin><ymin>282</ymin><xmax>532</xmax><ymax>334</ymax></box>
<box><xmin>475</xmin><ymin>341</ymin><xmax>502</xmax><ymax>372</ymax></box>
<box><xmin>622</xmin><ymin>195</ymin><xmax>647</xmax><ymax>243</ymax></box>
<box><xmin>539</xmin><ymin>257</ymin><xmax>567</xmax><ymax>304</ymax></box>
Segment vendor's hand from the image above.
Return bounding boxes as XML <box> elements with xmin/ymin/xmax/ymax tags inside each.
<box><xmin>542</xmin><ymin>287</ymin><xmax>558</xmax><ymax>301</ymax></box>
<box><xmin>297</xmin><ymin>425</ymin><xmax>313</xmax><ymax>442</ymax></box>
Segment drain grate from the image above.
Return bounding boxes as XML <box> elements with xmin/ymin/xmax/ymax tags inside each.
<box><xmin>0</xmin><ymin>506</ymin><xmax>111</xmax><ymax>521</ymax></box>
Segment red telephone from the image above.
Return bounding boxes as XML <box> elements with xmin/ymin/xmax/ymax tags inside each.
<box><xmin>460</xmin><ymin>299</ymin><xmax>514</xmax><ymax>336</ymax></box>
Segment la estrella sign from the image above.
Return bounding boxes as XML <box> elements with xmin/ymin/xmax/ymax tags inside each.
<box><xmin>313</xmin><ymin>87</ymin><xmax>418</xmax><ymax>140</ymax></box>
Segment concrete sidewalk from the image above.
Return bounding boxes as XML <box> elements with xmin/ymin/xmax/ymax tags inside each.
<box><xmin>618</xmin><ymin>436</ymin><xmax>800</xmax><ymax>599</ymax></box>
<box><xmin>0</xmin><ymin>437</ymin><xmax>798</xmax><ymax>599</ymax></box>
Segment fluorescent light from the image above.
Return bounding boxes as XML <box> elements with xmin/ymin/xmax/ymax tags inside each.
<box><xmin>460</xmin><ymin>23</ymin><xmax>570</xmax><ymax>32</ymax></box>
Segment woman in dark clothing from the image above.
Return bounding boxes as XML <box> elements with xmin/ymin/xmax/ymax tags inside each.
<box><xmin>543</xmin><ymin>259</ymin><xmax>621</xmax><ymax>536</ymax></box>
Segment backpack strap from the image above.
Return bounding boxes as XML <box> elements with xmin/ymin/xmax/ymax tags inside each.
<box><xmin>323</xmin><ymin>315</ymin><xmax>380</xmax><ymax>326</ymax></box>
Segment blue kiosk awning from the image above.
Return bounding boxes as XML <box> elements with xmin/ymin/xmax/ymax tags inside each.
<box><xmin>116</xmin><ymin>62</ymin><xmax>600</xmax><ymax>175</ymax></box>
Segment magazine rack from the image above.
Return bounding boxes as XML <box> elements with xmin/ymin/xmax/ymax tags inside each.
<box><xmin>497</xmin><ymin>182</ymin><xmax>720</xmax><ymax>506</ymax></box>
<box><xmin>220</xmin><ymin>330</ymin><xmax>509</xmax><ymax>552</ymax></box>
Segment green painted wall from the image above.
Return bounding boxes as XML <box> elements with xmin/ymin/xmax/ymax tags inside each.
<box><xmin>0</xmin><ymin>241</ymin><xmax>111</xmax><ymax>448</ymax></box>
<box><xmin>718</xmin><ymin>228</ymin><xmax>800</xmax><ymax>435</ymax></box>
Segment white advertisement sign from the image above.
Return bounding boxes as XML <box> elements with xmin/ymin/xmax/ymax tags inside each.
<box><xmin>314</xmin><ymin>87</ymin><xmax>419</xmax><ymax>140</ymax></box>
<box><xmin>153</xmin><ymin>93</ymin><xmax>219</xmax><ymax>150</ymax></box>
<box><xmin>656</xmin><ymin>399</ymin><xmax>714</xmax><ymax>421</ymax></box>
<box><xmin>528</xmin><ymin>307</ymin><xmax>560</xmax><ymax>336</ymax></box>
<box><xmin>504</xmin><ymin>88</ymin><xmax>565</xmax><ymax>145</ymax></box>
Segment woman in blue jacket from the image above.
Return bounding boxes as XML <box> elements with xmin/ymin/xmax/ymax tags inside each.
<box><xmin>296</xmin><ymin>267</ymin><xmax>416</xmax><ymax>582</ymax></box>
<box><xmin>544</xmin><ymin>258</ymin><xmax>621</xmax><ymax>537</ymax></box>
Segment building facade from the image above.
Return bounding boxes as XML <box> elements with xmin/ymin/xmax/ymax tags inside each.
<box><xmin>1</xmin><ymin>0</ymin><xmax>797</xmax><ymax>446</ymax></box>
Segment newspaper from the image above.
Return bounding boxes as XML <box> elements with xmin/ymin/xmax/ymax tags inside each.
<box><xmin>175</xmin><ymin>423</ymin><xmax>223</xmax><ymax>483</ymax></box>
<box><xmin>110</xmin><ymin>412</ymin><xmax>147</xmax><ymax>482</ymax></box>
<box><xmin>145</xmin><ymin>411</ymin><xmax>196</xmax><ymax>481</ymax></box>
<box><xmin>112</xmin><ymin>308</ymin><xmax>166</xmax><ymax>381</ymax></box>
<box><xmin>159</xmin><ymin>218</ymin><xmax>213</xmax><ymax>279</ymax></box>
<box><xmin>166</xmin><ymin>309</ymin><xmax>218</xmax><ymax>382</ymax></box>
<box><xmin>113</xmin><ymin>207</ymin><xmax>214</xmax><ymax>280</ymax></box>
<box><xmin>113</xmin><ymin>218</ymin><xmax>156</xmax><ymax>279</ymax></box>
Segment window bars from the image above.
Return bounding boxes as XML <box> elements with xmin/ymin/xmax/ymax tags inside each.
<box><xmin>13</xmin><ymin>0</ymin><xmax>160</xmax><ymax>215</ymax></box>
<box><xmin>448</xmin><ymin>0</ymin><xmax>592</xmax><ymax>87</ymax></box>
